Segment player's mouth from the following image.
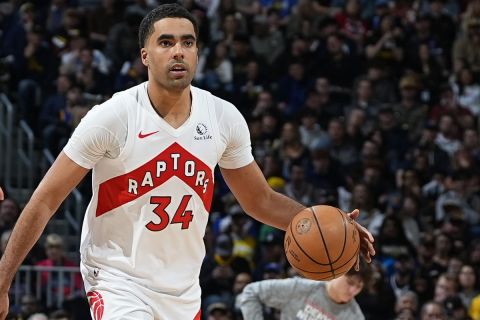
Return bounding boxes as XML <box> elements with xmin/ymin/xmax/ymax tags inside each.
<box><xmin>169</xmin><ymin>63</ymin><xmax>187</xmax><ymax>78</ymax></box>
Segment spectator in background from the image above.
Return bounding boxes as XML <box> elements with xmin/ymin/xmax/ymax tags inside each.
<box><xmin>376</xmin><ymin>216</ymin><xmax>415</xmax><ymax>265</ymax></box>
<box><xmin>309</xmin><ymin>78</ymin><xmax>342</xmax><ymax>126</ymax></box>
<box><xmin>200</xmin><ymin>233</ymin><xmax>251</xmax><ymax>307</ymax></box>
<box><xmin>272</xmin><ymin>121</ymin><xmax>310</xmax><ymax>178</ymax></box>
<box><xmin>425</xmin><ymin>0</ymin><xmax>456</xmax><ymax>68</ymax></box>
<box><xmin>420</xmin><ymin>301</ymin><xmax>447</xmax><ymax>320</ymax></box>
<box><xmin>392</xmin><ymin>74</ymin><xmax>428</xmax><ymax>143</ymax></box>
<box><xmin>104</xmin><ymin>10</ymin><xmax>143</xmax><ymax>70</ymax></box>
<box><xmin>429</xmin><ymin>83</ymin><xmax>472</xmax><ymax>124</ymax></box>
<box><xmin>395</xmin><ymin>290</ymin><xmax>419</xmax><ymax>319</ymax></box>
<box><xmin>0</xmin><ymin>198</ymin><xmax>20</xmax><ymax>235</ymax></box>
<box><xmin>326</xmin><ymin>118</ymin><xmax>359</xmax><ymax>170</ymax></box>
<box><xmin>17</xmin><ymin>23</ymin><xmax>55</xmax><ymax>126</ymax></box>
<box><xmin>196</xmin><ymin>41</ymin><xmax>234</xmax><ymax>94</ymax></box>
<box><xmin>432</xmin><ymin>233</ymin><xmax>453</xmax><ymax>269</ymax></box>
<box><xmin>409</xmin><ymin>42</ymin><xmax>446</xmax><ymax>97</ymax></box>
<box><xmin>284</xmin><ymin>163</ymin><xmax>315</xmax><ymax>206</ymax></box>
<box><xmin>339</xmin><ymin>183</ymin><xmax>384</xmax><ymax>236</ymax></box>
<box><xmin>443</xmin><ymin>295</ymin><xmax>471</xmax><ymax>320</ymax></box>
<box><xmin>376</xmin><ymin>106</ymin><xmax>409</xmax><ymax>173</ymax></box>
<box><xmin>14</xmin><ymin>294</ymin><xmax>43</xmax><ymax>320</ymax></box>
<box><xmin>453</xmin><ymin>17</ymin><xmax>480</xmax><ymax>73</ymax></box>
<box><xmin>46</xmin><ymin>0</ymin><xmax>69</xmax><ymax>36</ymax></box>
<box><xmin>298</xmin><ymin>108</ymin><xmax>328</xmax><ymax>151</ymax></box>
<box><xmin>433</xmin><ymin>273</ymin><xmax>458</xmax><ymax>304</ymax></box>
<box><xmin>38</xmin><ymin>74</ymin><xmax>73</xmax><ymax>154</ymax></box>
<box><xmin>35</xmin><ymin>234</ymin><xmax>83</xmax><ymax>302</ymax></box>
<box><xmin>276</xmin><ymin>60</ymin><xmax>310</xmax><ymax>116</ymax></box>
<box><xmin>470</xmin><ymin>292</ymin><xmax>480</xmax><ymax>320</ymax></box>
<box><xmin>86</xmin><ymin>0</ymin><xmax>123</xmax><ymax>49</ymax></box>
<box><xmin>315</xmin><ymin>32</ymin><xmax>360</xmax><ymax>88</ymax></box>
<box><xmin>0</xmin><ymin>230</ymin><xmax>11</xmax><ymax>259</ymax></box>
<box><xmin>398</xmin><ymin>195</ymin><xmax>421</xmax><ymax>247</ymax></box>
<box><xmin>249</xmin><ymin>14</ymin><xmax>285</xmax><ymax>67</ymax></box>
<box><xmin>345</xmin><ymin>108</ymin><xmax>368</xmax><ymax>149</ymax></box>
<box><xmin>222</xmin><ymin>204</ymin><xmax>257</xmax><ymax>265</ymax></box>
<box><xmin>365</xmin><ymin>61</ymin><xmax>397</xmax><ymax>104</ymax></box>
<box><xmin>253</xmin><ymin>231</ymin><xmax>286</xmax><ymax>281</ymax></box>
<box><xmin>234</xmin><ymin>59</ymin><xmax>266</xmax><ymax>112</ymax></box>
<box><xmin>206</xmin><ymin>301</ymin><xmax>233</xmax><ymax>320</ymax></box>
<box><xmin>356</xmin><ymin>261</ymin><xmax>396</xmax><ymax>320</ymax></box>
<box><xmin>452</xmin><ymin>67</ymin><xmax>480</xmax><ymax>116</ymax></box>
<box><xmin>365</xmin><ymin>14</ymin><xmax>405</xmax><ymax>75</ymax></box>
<box><xmin>114</xmin><ymin>56</ymin><xmax>147</xmax><ymax>92</ymax></box>
<box><xmin>345</xmin><ymin>77</ymin><xmax>379</xmax><ymax>131</ymax></box>
<box><xmin>240</xmin><ymin>261</ymin><xmax>372</xmax><ymax>320</ymax></box>
<box><xmin>232</xmin><ymin>272</ymin><xmax>252</xmax><ymax>318</ymax></box>
<box><xmin>458</xmin><ymin>264</ymin><xmax>479</xmax><ymax>309</ymax></box>
<box><xmin>335</xmin><ymin>0</ymin><xmax>368</xmax><ymax>52</ymax></box>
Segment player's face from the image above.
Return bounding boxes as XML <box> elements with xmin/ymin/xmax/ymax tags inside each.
<box><xmin>141</xmin><ymin>18</ymin><xmax>198</xmax><ymax>91</ymax></box>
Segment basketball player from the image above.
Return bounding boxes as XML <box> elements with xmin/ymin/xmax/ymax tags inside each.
<box><xmin>240</xmin><ymin>262</ymin><xmax>372</xmax><ymax>320</ymax></box>
<box><xmin>0</xmin><ymin>4</ymin><xmax>375</xmax><ymax>320</ymax></box>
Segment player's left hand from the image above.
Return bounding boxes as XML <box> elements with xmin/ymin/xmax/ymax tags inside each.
<box><xmin>347</xmin><ymin>209</ymin><xmax>375</xmax><ymax>269</ymax></box>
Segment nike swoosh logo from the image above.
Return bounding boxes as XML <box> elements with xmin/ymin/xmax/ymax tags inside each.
<box><xmin>138</xmin><ymin>130</ymin><xmax>159</xmax><ymax>139</ymax></box>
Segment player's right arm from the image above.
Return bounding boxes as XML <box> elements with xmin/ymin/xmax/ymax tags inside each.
<box><xmin>239</xmin><ymin>279</ymin><xmax>298</xmax><ymax>320</ymax></box>
<box><xmin>0</xmin><ymin>152</ymin><xmax>89</xmax><ymax>319</ymax></box>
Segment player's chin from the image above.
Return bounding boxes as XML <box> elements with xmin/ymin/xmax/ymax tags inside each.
<box><xmin>166</xmin><ymin>78</ymin><xmax>191</xmax><ymax>89</ymax></box>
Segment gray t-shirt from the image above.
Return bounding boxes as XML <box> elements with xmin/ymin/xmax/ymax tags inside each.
<box><xmin>240</xmin><ymin>278</ymin><xmax>365</xmax><ymax>320</ymax></box>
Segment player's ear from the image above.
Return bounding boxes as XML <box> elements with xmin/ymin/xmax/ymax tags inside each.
<box><xmin>141</xmin><ymin>48</ymin><xmax>148</xmax><ymax>67</ymax></box>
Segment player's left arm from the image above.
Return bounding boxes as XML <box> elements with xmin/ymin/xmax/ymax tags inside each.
<box><xmin>220</xmin><ymin>162</ymin><xmax>304</xmax><ymax>230</ymax></box>
<box><xmin>221</xmin><ymin>162</ymin><xmax>375</xmax><ymax>262</ymax></box>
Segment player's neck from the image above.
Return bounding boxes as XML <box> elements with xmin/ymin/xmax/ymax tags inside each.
<box><xmin>147</xmin><ymin>82</ymin><xmax>192</xmax><ymax>128</ymax></box>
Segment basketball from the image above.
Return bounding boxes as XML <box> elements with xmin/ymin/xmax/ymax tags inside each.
<box><xmin>284</xmin><ymin>205</ymin><xmax>360</xmax><ymax>281</ymax></box>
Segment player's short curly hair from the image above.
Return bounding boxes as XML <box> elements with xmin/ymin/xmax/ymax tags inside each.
<box><xmin>138</xmin><ymin>3</ymin><xmax>199</xmax><ymax>49</ymax></box>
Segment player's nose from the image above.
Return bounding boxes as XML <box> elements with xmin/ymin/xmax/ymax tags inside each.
<box><xmin>172</xmin><ymin>42</ymin><xmax>184</xmax><ymax>60</ymax></box>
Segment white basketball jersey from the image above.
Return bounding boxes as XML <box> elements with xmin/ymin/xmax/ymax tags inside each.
<box><xmin>63</xmin><ymin>83</ymin><xmax>253</xmax><ymax>303</ymax></box>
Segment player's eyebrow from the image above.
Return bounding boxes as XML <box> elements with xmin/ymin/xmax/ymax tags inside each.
<box><xmin>157</xmin><ymin>34</ymin><xmax>196</xmax><ymax>42</ymax></box>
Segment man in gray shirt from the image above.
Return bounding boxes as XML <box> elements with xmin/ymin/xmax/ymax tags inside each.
<box><xmin>240</xmin><ymin>263</ymin><xmax>371</xmax><ymax>320</ymax></box>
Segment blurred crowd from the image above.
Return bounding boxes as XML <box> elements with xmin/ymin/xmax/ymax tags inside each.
<box><xmin>1</xmin><ymin>0</ymin><xmax>480</xmax><ymax>319</ymax></box>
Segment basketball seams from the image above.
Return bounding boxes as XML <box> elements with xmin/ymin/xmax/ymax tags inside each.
<box><xmin>329</xmin><ymin>208</ymin><xmax>348</xmax><ymax>264</ymax></box>
<box><xmin>291</xmin><ymin>243</ymin><xmax>360</xmax><ymax>277</ymax></box>
<box><xmin>310</xmin><ymin>207</ymin><xmax>336</xmax><ymax>279</ymax></box>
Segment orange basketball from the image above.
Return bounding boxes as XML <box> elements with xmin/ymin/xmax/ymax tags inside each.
<box><xmin>284</xmin><ymin>205</ymin><xmax>360</xmax><ymax>281</ymax></box>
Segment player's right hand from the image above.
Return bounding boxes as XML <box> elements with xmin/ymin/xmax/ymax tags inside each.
<box><xmin>0</xmin><ymin>291</ymin><xmax>9</xmax><ymax>320</ymax></box>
